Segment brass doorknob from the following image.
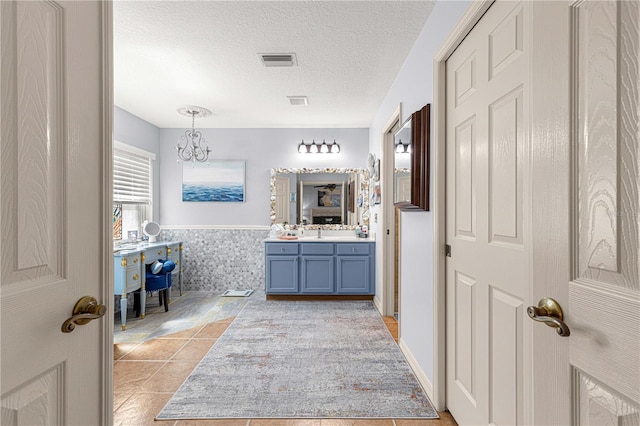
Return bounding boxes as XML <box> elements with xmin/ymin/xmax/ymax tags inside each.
<box><xmin>527</xmin><ymin>297</ymin><xmax>570</xmax><ymax>337</ymax></box>
<box><xmin>61</xmin><ymin>296</ymin><xmax>107</xmax><ymax>333</ymax></box>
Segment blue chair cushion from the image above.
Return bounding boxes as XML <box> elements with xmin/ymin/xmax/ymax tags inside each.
<box><xmin>145</xmin><ymin>272</ymin><xmax>172</xmax><ymax>292</ymax></box>
<box><xmin>162</xmin><ymin>260</ymin><xmax>176</xmax><ymax>273</ymax></box>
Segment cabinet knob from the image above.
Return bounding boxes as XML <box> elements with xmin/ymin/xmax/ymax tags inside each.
<box><xmin>352</xmin><ymin>247</ymin><xmax>356</xmax><ymax>252</ymax></box>
<box><xmin>132</xmin><ymin>274</ymin><xmax>139</xmax><ymax>280</ymax></box>
<box><xmin>281</xmin><ymin>248</ymin><xmax>285</xmax><ymax>252</ymax></box>
<box><xmin>158</xmin><ymin>250</ymin><xmax>163</xmax><ymax>255</ymax></box>
<box><xmin>133</xmin><ymin>258</ymin><xmax>138</xmax><ymax>263</ymax></box>
<box><xmin>167</xmin><ymin>248</ymin><xmax>172</xmax><ymax>254</ymax></box>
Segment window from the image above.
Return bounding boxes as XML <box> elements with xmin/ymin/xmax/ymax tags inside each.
<box><xmin>113</xmin><ymin>141</ymin><xmax>155</xmax><ymax>243</ymax></box>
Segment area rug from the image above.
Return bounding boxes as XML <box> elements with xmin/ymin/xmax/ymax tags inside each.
<box><xmin>157</xmin><ymin>300</ymin><xmax>438</xmax><ymax>419</ymax></box>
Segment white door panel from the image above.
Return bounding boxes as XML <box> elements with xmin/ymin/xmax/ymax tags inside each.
<box><xmin>1</xmin><ymin>1</ymin><xmax>110</xmax><ymax>424</ymax></box>
<box><xmin>568</xmin><ymin>0</ymin><xmax>640</xmax><ymax>420</ymax></box>
<box><xmin>443</xmin><ymin>1</ymin><xmax>638</xmax><ymax>425</ymax></box>
<box><xmin>446</xmin><ymin>1</ymin><xmax>527</xmax><ymax>425</ymax></box>
<box><xmin>274</xmin><ymin>176</ymin><xmax>290</xmax><ymax>224</ymax></box>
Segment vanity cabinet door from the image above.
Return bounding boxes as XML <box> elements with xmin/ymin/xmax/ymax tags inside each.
<box><xmin>266</xmin><ymin>256</ymin><xmax>299</xmax><ymax>293</ymax></box>
<box><xmin>301</xmin><ymin>256</ymin><xmax>334</xmax><ymax>293</ymax></box>
<box><xmin>336</xmin><ymin>256</ymin><xmax>370</xmax><ymax>294</ymax></box>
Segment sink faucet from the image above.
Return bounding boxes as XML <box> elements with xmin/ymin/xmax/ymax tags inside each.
<box><xmin>317</xmin><ymin>228</ymin><xmax>322</xmax><ymax>238</ymax></box>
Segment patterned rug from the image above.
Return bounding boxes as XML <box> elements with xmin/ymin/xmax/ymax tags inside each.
<box><xmin>156</xmin><ymin>300</ymin><xmax>438</xmax><ymax>419</ymax></box>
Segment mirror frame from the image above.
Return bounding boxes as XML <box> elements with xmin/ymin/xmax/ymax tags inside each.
<box><xmin>270</xmin><ymin>168</ymin><xmax>370</xmax><ymax>229</ymax></box>
<box><xmin>410</xmin><ymin>104</ymin><xmax>431</xmax><ymax>211</ymax></box>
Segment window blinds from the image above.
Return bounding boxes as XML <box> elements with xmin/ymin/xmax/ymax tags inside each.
<box><xmin>113</xmin><ymin>147</ymin><xmax>152</xmax><ymax>204</ymax></box>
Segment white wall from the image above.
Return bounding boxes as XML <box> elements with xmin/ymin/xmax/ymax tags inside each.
<box><xmin>113</xmin><ymin>106</ymin><xmax>161</xmax><ymax>221</ymax></box>
<box><xmin>158</xmin><ymin>128</ymin><xmax>368</xmax><ymax>226</ymax></box>
<box><xmin>368</xmin><ymin>0</ymin><xmax>470</xmax><ymax>387</ymax></box>
<box><xmin>399</xmin><ymin>210</ymin><xmax>433</xmax><ymax>380</ymax></box>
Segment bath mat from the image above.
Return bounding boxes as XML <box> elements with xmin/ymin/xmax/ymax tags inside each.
<box><xmin>221</xmin><ymin>289</ymin><xmax>254</xmax><ymax>297</ymax></box>
<box><xmin>157</xmin><ymin>300</ymin><xmax>437</xmax><ymax>419</ymax></box>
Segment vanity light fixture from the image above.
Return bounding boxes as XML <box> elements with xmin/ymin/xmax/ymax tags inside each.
<box><xmin>176</xmin><ymin>105</ymin><xmax>212</xmax><ymax>163</ymax></box>
<box><xmin>395</xmin><ymin>139</ymin><xmax>411</xmax><ymax>154</ymax></box>
<box><xmin>297</xmin><ymin>139</ymin><xmax>341</xmax><ymax>154</ymax></box>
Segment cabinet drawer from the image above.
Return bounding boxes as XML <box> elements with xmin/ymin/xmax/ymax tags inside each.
<box><xmin>266</xmin><ymin>243</ymin><xmax>299</xmax><ymax>255</ymax></box>
<box><xmin>117</xmin><ymin>253</ymin><xmax>141</xmax><ymax>268</ymax></box>
<box><xmin>166</xmin><ymin>243</ymin><xmax>180</xmax><ymax>257</ymax></box>
<box><xmin>301</xmin><ymin>243</ymin><xmax>334</xmax><ymax>255</ymax></box>
<box><xmin>336</xmin><ymin>243</ymin><xmax>370</xmax><ymax>255</ymax></box>
<box><xmin>126</xmin><ymin>268</ymin><xmax>142</xmax><ymax>292</ymax></box>
<box><xmin>144</xmin><ymin>247</ymin><xmax>165</xmax><ymax>263</ymax></box>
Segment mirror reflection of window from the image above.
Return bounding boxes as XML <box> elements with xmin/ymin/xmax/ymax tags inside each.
<box><xmin>393</xmin><ymin>118</ymin><xmax>412</xmax><ymax>203</ymax></box>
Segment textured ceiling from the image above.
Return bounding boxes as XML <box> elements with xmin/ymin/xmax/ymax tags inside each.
<box><xmin>114</xmin><ymin>1</ymin><xmax>436</xmax><ymax>128</ymax></box>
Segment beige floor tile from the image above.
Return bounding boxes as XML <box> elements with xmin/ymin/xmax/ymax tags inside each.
<box><xmin>194</xmin><ymin>322</ymin><xmax>231</xmax><ymax>338</ymax></box>
<box><xmin>113</xmin><ymin>392</ymin><xmax>133</xmax><ymax>411</ymax></box>
<box><xmin>172</xmin><ymin>338</ymin><xmax>217</xmax><ymax>361</ymax></box>
<box><xmin>113</xmin><ymin>391</ymin><xmax>174</xmax><ymax>426</ymax></box>
<box><xmin>320</xmin><ymin>420</ymin><xmax>393</xmax><ymax>426</ymax></box>
<box><xmin>177</xmin><ymin>420</ymin><xmax>249</xmax><ymax>426</ymax></box>
<box><xmin>158</xmin><ymin>326</ymin><xmax>204</xmax><ymax>340</ymax></box>
<box><xmin>395</xmin><ymin>412</ymin><xmax>458</xmax><ymax>425</ymax></box>
<box><xmin>140</xmin><ymin>361</ymin><xmax>198</xmax><ymax>393</ymax></box>
<box><xmin>121</xmin><ymin>338</ymin><xmax>188</xmax><ymax>361</ymax></box>
<box><xmin>250</xmin><ymin>420</ymin><xmax>322</xmax><ymax>426</ymax></box>
<box><xmin>114</xmin><ymin>342</ymin><xmax>140</xmax><ymax>360</ymax></box>
<box><xmin>113</xmin><ymin>360</ymin><xmax>165</xmax><ymax>393</ymax></box>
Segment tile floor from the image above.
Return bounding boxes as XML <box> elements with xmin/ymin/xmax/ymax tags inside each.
<box><xmin>113</xmin><ymin>291</ymin><xmax>458</xmax><ymax>426</ymax></box>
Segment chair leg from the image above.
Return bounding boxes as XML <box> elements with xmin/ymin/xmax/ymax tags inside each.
<box><xmin>133</xmin><ymin>290</ymin><xmax>141</xmax><ymax>317</ymax></box>
<box><xmin>162</xmin><ymin>289</ymin><xmax>169</xmax><ymax>312</ymax></box>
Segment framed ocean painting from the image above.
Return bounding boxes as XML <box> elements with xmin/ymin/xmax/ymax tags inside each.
<box><xmin>182</xmin><ymin>160</ymin><xmax>246</xmax><ymax>202</ymax></box>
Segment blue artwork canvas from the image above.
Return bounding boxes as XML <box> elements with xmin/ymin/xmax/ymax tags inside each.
<box><xmin>182</xmin><ymin>160</ymin><xmax>245</xmax><ymax>202</ymax></box>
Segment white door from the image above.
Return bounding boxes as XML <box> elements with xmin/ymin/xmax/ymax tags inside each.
<box><xmin>274</xmin><ymin>176</ymin><xmax>290</xmax><ymax>224</ymax></box>
<box><xmin>395</xmin><ymin>175</ymin><xmax>411</xmax><ymax>205</ymax></box>
<box><xmin>445</xmin><ymin>1</ymin><xmax>640</xmax><ymax>425</ymax></box>
<box><xmin>0</xmin><ymin>1</ymin><xmax>112</xmax><ymax>425</ymax></box>
<box><xmin>530</xmin><ymin>1</ymin><xmax>640</xmax><ymax>424</ymax></box>
<box><xmin>445</xmin><ymin>1</ymin><xmax>529</xmax><ymax>424</ymax></box>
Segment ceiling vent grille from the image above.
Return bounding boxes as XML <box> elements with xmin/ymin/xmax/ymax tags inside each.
<box><xmin>259</xmin><ymin>53</ymin><xmax>297</xmax><ymax>67</ymax></box>
<box><xmin>287</xmin><ymin>96</ymin><xmax>309</xmax><ymax>106</ymax></box>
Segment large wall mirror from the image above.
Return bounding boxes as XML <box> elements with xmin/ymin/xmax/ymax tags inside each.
<box><xmin>270</xmin><ymin>168</ymin><xmax>370</xmax><ymax>229</ymax></box>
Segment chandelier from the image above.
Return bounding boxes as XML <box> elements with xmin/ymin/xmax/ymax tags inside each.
<box><xmin>176</xmin><ymin>106</ymin><xmax>212</xmax><ymax>163</ymax></box>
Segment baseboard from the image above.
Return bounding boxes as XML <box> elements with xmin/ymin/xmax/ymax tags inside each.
<box><xmin>398</xmin><ymin>337</ymin><xmax>434</xmax><ymax>402</ymax></box>
<box><xmin>266</xmin><ymin>295</ymin><xmax>373</xmax><ymax>301</ymax></box>
<box><xmin>373</xmin><ymin>295</ymin><xmax>383</xmax><ymax>315</ymax></box>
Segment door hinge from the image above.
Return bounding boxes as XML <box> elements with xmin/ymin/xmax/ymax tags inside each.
<box><xmin>445</xmin><ymin>244</ymin><xmax>452</xmax><ymax>257</ymax></box>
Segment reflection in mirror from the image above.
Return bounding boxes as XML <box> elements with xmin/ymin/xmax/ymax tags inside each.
<box><xmin>393</xmin><ymin>117</ymin><xmax>412</xmax><ymax>203</ymax></box>
<box><xmin>270</xmin><ymin>168</ymin><xmax>370</xmax><ymax>229</ymax></box>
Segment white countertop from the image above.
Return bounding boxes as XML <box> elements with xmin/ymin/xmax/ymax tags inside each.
<box><xmin>113</xmin><ymin>240</ymin><xmax>181</xmax><ymax>255</ymax></box>
<box><xmin>264</xmin><ymin>235</ymin><xmax>374</xmax><ymax>243</ymax></box>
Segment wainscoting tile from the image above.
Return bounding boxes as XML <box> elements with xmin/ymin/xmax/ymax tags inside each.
<box><xmin>160</xmin><ymin>228</ymin><xmax>268</xmax><ymax>292</ymax></box>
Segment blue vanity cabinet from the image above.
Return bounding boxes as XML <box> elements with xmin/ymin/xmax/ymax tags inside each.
<box><xmin>336</xmin><ymin>243</ymin><xmax>373</xmax><ymax>294</ymax></box>
<box><xmin>300</xmin><ymin>243</ymin><xmax>335</xmax><ymax>293</ymax></box>
<box><xmin>265</xmin><ymin>243</ymin><xmax>299</xmax><ymax>293</ymax></box>
<box><xmin>265</xmin><ymin>240</ymin><xmax>374</xmax><ymax>295</ymax></box>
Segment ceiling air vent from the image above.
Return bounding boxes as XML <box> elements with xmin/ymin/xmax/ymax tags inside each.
<box><xmin>259</xmin><ymin>53</ymin><xmax>297</xmax><ymax>67</ymax></box>
<box><xmin>287</xmin><ymin>96</ymin><xmax>309</xmax><ymax>106</ymax></box>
